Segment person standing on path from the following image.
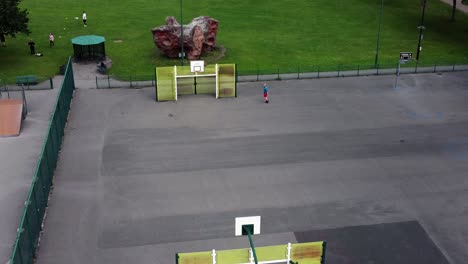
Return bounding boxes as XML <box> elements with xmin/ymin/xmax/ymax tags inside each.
<box><xmin>82</xmin><ymin>11</ymin><xmax>87</xmax><ymax>27</ymax></box>
<box><xmin>49</xmin><ymin>33</ymin><xmax>55</xmax><ymax>47</ymax></box>
<box><xmin>28</xmin><ymin>39</ymin><xmax>35</xmax><ymax>54</ymax></box>
<box><xmin>263</xmin><ymin>83</ymin><xmax>269</xmax><ymax>103</ymax></box>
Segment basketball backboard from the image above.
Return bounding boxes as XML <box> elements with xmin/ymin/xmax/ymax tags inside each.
<box><xmin>190</xmin><ymin>60</ymin><xmax>205</xmax><ymax>73</ymax></box>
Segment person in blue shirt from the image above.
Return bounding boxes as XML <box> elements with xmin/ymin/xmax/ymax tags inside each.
<box><xmin>263</xmin><ymin>83</ymin><xmax>269</xmax><ymax>103</ymax></box>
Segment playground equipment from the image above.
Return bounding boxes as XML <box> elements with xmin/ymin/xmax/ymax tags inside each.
<box><xmin>0</xmin><ymin>84</ymin><xmax>28</xmax><ymax>137</ymax></box>
<box><xmin>156</xmin><ymin>61</ymin><xmax>236</xmax><ymax>101</ymax></box>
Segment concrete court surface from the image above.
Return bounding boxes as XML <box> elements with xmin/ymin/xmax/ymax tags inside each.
<box><xmin>0</xmin><ymin>82</ymin><xmax>61</xmax><ymax>264</ymax></box>
<box><xmin>35</xmin><ymin>71</ymin><xmax>468</xmax><ymax>264</ymax></box>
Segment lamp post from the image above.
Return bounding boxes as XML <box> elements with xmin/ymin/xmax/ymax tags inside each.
<box><xmin>374</xmin><ymin>0</ymin><xmax>384</xmax><ymax>68</ymax></box>
<box><xmin>180</xmin><ymin>0</ymin><xmax>184</xmax><ymax>66</ymax></box>
<box><xmin>416</xmin><ymin>0</ymin><xmax>427</xmax><ymax>61</ymax></box>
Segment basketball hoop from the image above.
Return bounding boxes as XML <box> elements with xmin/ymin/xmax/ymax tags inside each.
<box><xmin>190</xmin><ymin>60</ymin><xmax>205</xmax><ymax>73</ymax></box>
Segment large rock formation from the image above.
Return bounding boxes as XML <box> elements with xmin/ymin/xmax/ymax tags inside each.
<box><xmin>151</xmin><ymin>16</ymin><xmax>218</xmax><ymax>60</ymax></box>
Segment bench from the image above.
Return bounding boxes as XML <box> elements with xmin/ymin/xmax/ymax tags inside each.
<box><xmin>16</xmin><ymin>75</ymin><xmax>38</xmax><ymax>86</ymax></box>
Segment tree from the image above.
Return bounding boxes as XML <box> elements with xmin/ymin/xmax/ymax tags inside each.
<box><xmin>451</xmin><ymin>0</ymin><xmax>457</xmax><ymax>21</ymax></box>
<box><xmin>0</xmin><ymin>0</ymin><xmax>30</xmax><ymax>37</ymax></box>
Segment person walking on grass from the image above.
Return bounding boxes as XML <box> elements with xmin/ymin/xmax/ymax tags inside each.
<box><xmin>28</xmin><ymin>39</ymin><xmax>35</xmax><ymax>54</ymax></box>
<box><xmin>82</xmin><ymin>11</ymin><xmax>87</xmax><ymax>27</ymax></box>
<box><xmin>263</xmin><ymin>83</ymin><xmax>269</xmax><ymax>103</ymax></box>
<box><xmin>49</xmin><ymin>33</ymin><xmax>55</xmax><ymax>47</ymax></box>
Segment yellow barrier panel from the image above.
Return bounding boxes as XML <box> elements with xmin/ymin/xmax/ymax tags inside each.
<box><xmin>291</xmin><ymin>241</ymin><xmax>325</xmax><ymax>264</ymax></box>
<box><xmin>178</xmin><ymin>251</ymin><xmax>212</xmax><ymax>264</ymax></box>
<box><xmin>156</xmin><ymin>67</ymin><xmax>176</xmax><ymax>101</ymax></box>
<box><xmin>218</xmin><ymin>64</ymin><xmax>236</xmax><ymax>98</ymax></box>
<box><xmin>177</xmin><ymin>241</ymin><xmax>326</xmax><ymax>264</ymax></box>
<box><xmin>256</xmin><ymin>244</ymin><xmax>287</xmax><ymax>262</ymax></box>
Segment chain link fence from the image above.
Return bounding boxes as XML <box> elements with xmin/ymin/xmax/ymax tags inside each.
<box><xmin>9</xmin><ymin>57</ymin><xmax>75</xmax><ymax>264</ymax></box>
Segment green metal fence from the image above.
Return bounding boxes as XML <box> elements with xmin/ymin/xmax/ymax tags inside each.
<box><xmin>108</xmin><ymin>61</ymin><xmax>468</xmax><ymax>88</ymax></box>
<box><xmin>0</xmin><ymin>76</ymin><xmax>54</xmax><ymax>90</ymax></box>
<box><xmin>236</xmin><ymin>62</ymin><xmax>468</xmax><ymax>82</ymax></box>
<box><xmin>9</xmin><ymin>57</ymin><xmax>75</xmax><ymax>264</ymax></box>
<box><xmin>96</xmin><ymin>74</ymin><xmax>156</xmax><ymax>89</ymax></box>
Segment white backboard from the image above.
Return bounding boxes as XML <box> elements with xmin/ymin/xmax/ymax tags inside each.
<box><xmin>235</xmin><ymin>216</ymin><xmax>261</xmax><ymax>236</ymax></box>
<box><xmin>190</xmin><ymin>60</ymin><xmax>205</xmax><ymax>73</ymax></box>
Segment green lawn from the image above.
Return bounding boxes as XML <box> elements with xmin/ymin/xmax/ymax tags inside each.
<box><xmin>1</xmin><ymin>0</ymin><xmax>468</xmax><ymax>82</ymax></box>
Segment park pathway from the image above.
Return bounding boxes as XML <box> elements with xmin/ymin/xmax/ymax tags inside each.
<box><xmin>440</xmin><ymin>0</ymin><xmax>468</xmax><ymax>14</ymax></box>
<box><xmin>71</xmin><ymin>61</ymin><xmax>106</xmax><ymax>89</ymax></box>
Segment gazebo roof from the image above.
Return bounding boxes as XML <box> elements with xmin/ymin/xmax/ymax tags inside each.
<box><xmin>71</xmin><ymin>35</ymin><xmax>105</xmax><ymax>45</ymax></box>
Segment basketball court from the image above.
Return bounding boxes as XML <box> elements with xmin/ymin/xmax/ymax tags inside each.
<box><xmin>35</xmin><ymin>71</ymin><xmax>468</xmax><ymax>264</ymax></box>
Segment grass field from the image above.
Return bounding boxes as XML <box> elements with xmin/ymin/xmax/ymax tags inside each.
<box><xmin>1</xmin><ymin>0</ymin><xmax>468</xmax><ymax>82</ymax></box>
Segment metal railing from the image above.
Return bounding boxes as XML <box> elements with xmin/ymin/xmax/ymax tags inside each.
<box><xmin>101</xmin><ymin>61</ymin><xmax>468</xmax><ymax>89</ymax></box>
<box><xmin>0</xmin><ymin>77</ymin><xmax>54</xmax><ymax>90</ymax></box>
<box><xmin>96</xmin><ymin>73</ymin><xmax>156</xmax><ymax>89</ymax></box>
<box><xmin>236</xmin><ymin>62</ymin><xmax>468</xmax><ymax>82</ymax></box>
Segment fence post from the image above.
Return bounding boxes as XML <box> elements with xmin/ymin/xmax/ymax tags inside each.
<box><xmin>21</xmin><ymin>84</ymin><xmax>28</xmax><ymax>114</ymax></box>
<box><xmin>130</xmin><ymin>75</ymin><xmax>133</xmax><ymax>88</ymax></box>
<box><xmin>297</xmin><ymin>66</ymin><xmax>300</xmax><ymax>79</ymax></box>
<box><xmin>212</xmin><ymin>249</ymin><xmax>217</xmax><ymax>264</ymax></box>
<box><xmin>95</xmin><ymin>77</ymin><xmax>98</xmax><ymax>89</ymax></box>
<box><xmin>415</xmin><ymin>60</ymin><xmax>418</xmax><ymax>73</ymax></box>
<box><xmin>107</xmin><ymin>76</ymin><xmax>110</xmax><ymax>89</ymax></box>
<box><xmin>357</xmin><ymin>65</ymin><xmax>360</xmax><ymax>76</ymax></box>
<box><xmin>317</xmin><ymin>66</ymin><xmax>320</xmax><ymax>78</ymax></box>
<box><xmin>155</xmin><ymin>67</ymin><xmax>158</xmax><ymax>102</ymax></box>
<box><xmin>235</xmin><ymin>63</ymin><xmax>238</xmax><ymax>98</ymax></box>
<box><xmin>433</xmin><ymin>64</ymin><xmax>436</xmax><ymax>73</ymax></box>
<box><xmin>321</xmin><ymin>241</ymin><xmax>327</xmax><ymax>264</ymax></box>
<box><xmin>452</xmin><ymin>64</ymin><xmax>455</xmax><ymax>72</ymax></box>
<box><xmin>277</xmin><ymin>67</ymin><xmax>280</xmax><ymax>80</ymax></box>
<box><xmin>256</xmin><ymin>66</ymin><xmax>259</xmax><ymax>81</ymax></box>
<box><xmin>376</xmin><ymin>64</ymin><xmax>379</xmax><ymax>75</ymax></box>
<box><xmin>337</xmin><ymin>65</ymin><xmax>340</xmax><ymax>77</ymax></box>
<box><xmin>49</xmin><ymin>78</ymin><xmax>54</xmax><ymax>89</ymax></box>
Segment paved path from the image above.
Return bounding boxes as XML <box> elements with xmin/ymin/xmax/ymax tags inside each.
<box><xmin>0</xmin><ymin>82</ymin><xmax>61</xmax><ymax>264</ymax></box>
<box><xmin>35</xmin><ymin>71</ymin><xmax>468</xmax><ymax>264</ymax></box>
<box><xmin>440</xmin><ymin>0</ymin><xmax>468</xmax><ymax>14</ymax></box>
<box><xmin>72</xmin><ymin>61</ymin><xmax>106</xmax><ymax>89</ymax></box>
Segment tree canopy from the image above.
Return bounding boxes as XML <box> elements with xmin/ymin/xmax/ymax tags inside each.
<box><xmin>0</xmin><ymin>0</ymin><xmax>30</xmax><ymax>37</ymax></box>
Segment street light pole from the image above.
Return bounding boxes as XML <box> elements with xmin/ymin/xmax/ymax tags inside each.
<box><xmin>374</xmin><ymin>0</ymin><xmax>384</xmax><ymax>68</ymax></box>
<box><xmin>180</xmin><ymin>0</ymin><xmax>184</xmax><ymax>66</ymax></box>
<box><xmin>416</xmin><ymin>0</ymin><xmax>427</xmax><ymax>61</ymax></box>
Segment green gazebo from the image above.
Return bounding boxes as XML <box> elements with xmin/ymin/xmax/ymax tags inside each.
<box><xmin>71</xmin><ymin>35</ymin><xmax>106</xmax><ymax>60</ymax></box>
